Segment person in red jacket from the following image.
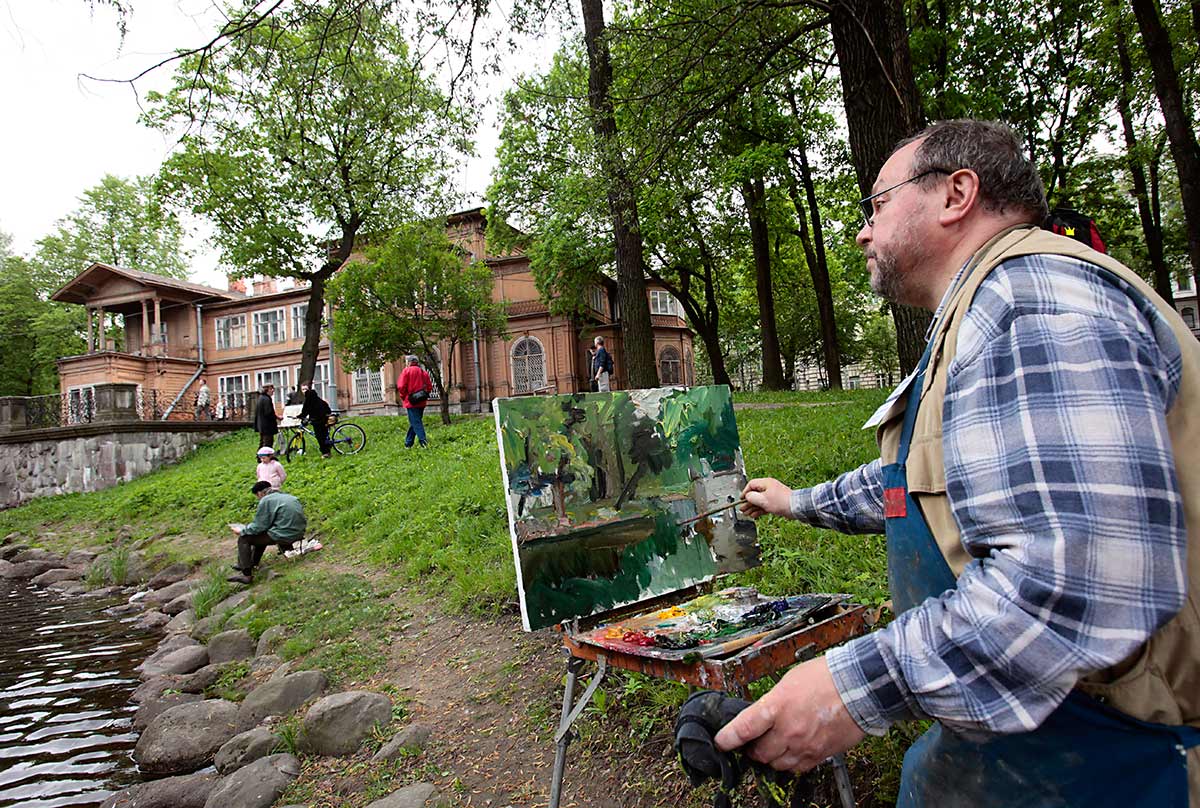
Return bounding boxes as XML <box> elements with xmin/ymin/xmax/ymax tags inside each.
<box><xmin>395</xmin><ymin>354</ymin><xmax>433</xmax><ymax>447</ymax></box>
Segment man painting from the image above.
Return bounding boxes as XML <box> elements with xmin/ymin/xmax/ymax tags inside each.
<box><xmin>228</xmin><ymin>480</ymin><xmax>307</xmax><ymax>584</ymax></box>
<box><xmin>716</xmin><ymin>120</ymin><xmax>1200</xmax><ymax>805</ymax></box>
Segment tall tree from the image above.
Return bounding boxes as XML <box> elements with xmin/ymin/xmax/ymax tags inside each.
<box><xmin>1130</xmin><ymin>0</ymin><xmax>1200</xmax><ymax>294</ymax></box>
<box><xmin>328</xmin><ymin>222</ymin><xmax>508</xmax><ymax>425</ymax></box>
<box><xmin>146</xmin><ymin>1</ymin><xmax>472</xmax><ymax>391</ymax></box>
<box><xmin>829</xmin><ymin>0</ymin><xmax>929</xmax><ymax>373</ymax></box>
<box><xmin>32</xmin><ymin>174</ymin><xmax>189</xmax><ymax>289</ymax></box>
<box><xmin>1113</xmin><ymin>4</ymin><xmax>1173</xmax><ymax>302</ymax></box>
<box><xmin>579</xmin><ymin>0</ymin><xmax>659</xmax><ymax>388</ymax></box>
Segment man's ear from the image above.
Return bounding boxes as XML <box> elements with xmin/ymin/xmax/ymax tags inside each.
<box><xmin>939</xmin><ymin>169</ymin><xmax>981</xmax><ymax>226</ymax></box>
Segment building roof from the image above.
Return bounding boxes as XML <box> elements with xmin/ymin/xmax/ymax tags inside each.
<box><xmin>52</xmin><ymin>262</ymin><xmax>243</xmax><ymax>308</ymax></box>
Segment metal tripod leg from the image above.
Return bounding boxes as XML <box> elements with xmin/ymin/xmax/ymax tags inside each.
<box><xmin>547</xmin><ymin>654</ymin><xmax>607</xmax><ymax>808</ymax></box>
<box><xmin>830</xmin><ymin>753</ymin><xmax>856</xmax><ymax>808</ymax></box>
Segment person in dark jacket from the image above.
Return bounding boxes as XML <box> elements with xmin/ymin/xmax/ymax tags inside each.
<box><xmin>395</xmin><ymin>354</ymin><xmax>433</xmax><ymax>448</ymax></box>
<box><xmin>254</xmin><ymin>384</ymin><xmax>279</xmax><ymax>449</ymax></box>
<box><xmin>228</xmin><ymin>480</ymin><xmax>307</xmax><ymax>584</ymax></box>
<box><xmin>299</xmin><ymin>381</ymin><xmax>333</xmax><ymax>458</ymax></box>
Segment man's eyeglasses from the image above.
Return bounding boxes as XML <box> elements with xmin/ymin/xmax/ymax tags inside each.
<box><xmin>858</xmin><ymin>168</ymin><xmax>952</xmax><ymax>227</ymax></box>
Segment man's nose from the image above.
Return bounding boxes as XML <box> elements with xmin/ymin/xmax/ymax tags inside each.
<box><xmin>855</xmin><ymin>223</ymin><xmax>871</xmax><ymax>247</ymax></box>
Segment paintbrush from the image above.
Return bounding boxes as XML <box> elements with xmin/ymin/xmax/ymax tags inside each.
<box><xmin>677</xmin><ymin>497</ymin><xmax>748</xmax><ymax>527</ymax></box>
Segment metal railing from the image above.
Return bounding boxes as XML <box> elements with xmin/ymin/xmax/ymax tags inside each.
<box><xmin>10</xmin><ymin>390</ymin><xmax>252</xmax><ymax>431</ymax></box>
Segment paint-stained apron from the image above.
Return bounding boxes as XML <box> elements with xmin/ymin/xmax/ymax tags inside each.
<box><xmin>884</xmin><ymin>337</ymin><xmax>1200</xmax><ymax>808</ymax></box>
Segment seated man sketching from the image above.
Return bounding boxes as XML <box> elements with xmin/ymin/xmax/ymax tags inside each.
<box><xmin>228</xmin><ymin>480</ymin><xmax>307</xmax><ymax>584</ymax></box>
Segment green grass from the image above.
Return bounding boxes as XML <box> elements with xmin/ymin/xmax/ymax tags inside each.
<box><xmin>192</xmin><ymin>564</ymin><xmax>234</xmax><ymax>619</ymax></box>
<box><xmin>0</xmin><ymin>394</ymin><xmax>912</xmax><ymax>800</ymax></box>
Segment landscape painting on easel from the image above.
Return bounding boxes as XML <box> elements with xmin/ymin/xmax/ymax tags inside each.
<box><xmin>494</xmin><ymin>385</ymin><xmax>758</xmax><ymax>631</ymax></box>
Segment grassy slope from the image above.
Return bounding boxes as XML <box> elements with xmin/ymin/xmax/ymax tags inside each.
<box><xmin>0</xmin><ymin>389</ymin><xmax>915</xmax><ymax>802</ymax></box>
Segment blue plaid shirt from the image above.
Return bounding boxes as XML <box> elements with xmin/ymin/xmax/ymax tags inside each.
<box><xmin>790</xmin><ymin>253</ymin><xmax>1188</xmax><ymax>737</ymax></box>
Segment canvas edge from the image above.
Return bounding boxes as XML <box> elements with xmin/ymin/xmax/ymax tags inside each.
<box><xmin>494</xmin><ymin>397</ymin><xmax>534</xmax><ymax>633</ymax></box>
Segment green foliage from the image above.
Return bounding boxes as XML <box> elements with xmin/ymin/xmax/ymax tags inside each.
<box><xmin>30</xmin><ymin>174</ymin><xmax>189</xmax><ymax>288</ymax></box>
<box><xmin>192</xmin><ymin>564</ymin><xmax>234</xmax><ymax>620</ymax></box>
<box><xmin>0</xmin><ymin>253</ymin><xmax>86</xmax><ymax>396</ymax></box>
<box><xmin>145</xmin><ymin>3</ymin><xmax>472</xmax><ymax>282</ymax></box>
<box><xmin>207</xmin><ymin>661</ymin><xmax>251</xmax><ymax>702</ymax></box>
<box><xmin>107</xmin><ymin>544</ymin><xmax>131</xmax><ymax>586</ymax></box>
<box><xmin>272</xmin><ymin>714</ymin><xmax>304</xmax><ymax>755</ymax></box>
<box><xmin>328</xmin><ymin>221</ymin><xmax>508</xmax><ymax>413</ymax></box>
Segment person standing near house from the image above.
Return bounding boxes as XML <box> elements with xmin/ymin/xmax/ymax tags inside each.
<box><xmin>254</xmin><ymin>383</ymin><xmax>279</xmax><ymax>449</ymax></box>
<box><xmin>395</xmin><ymin>354</ymin><xmax>433</xmax><ymax>448</ymax></box>
<box><xmin>299</xmin><ymin>380</ymin><xmax>333</xmax><ymax>458</ymax></box>
<box><xmin>592</xmin><ymin>336</ymin><xmax>613</xmax><ymax>392</ymax></box>
<box><xmin>195</xmin><ymin>377</ymin><xmax>211</xmax><ymax>420</ymax></box>
<box><xmin>286</xmin><ymin>385</ymin><xmax>304</xmax><ymax>405</ymax></box>
<box><xmin>255</xmin><ymin>446</ymin><xmax>287</xmax><ymax>490</ymax></box>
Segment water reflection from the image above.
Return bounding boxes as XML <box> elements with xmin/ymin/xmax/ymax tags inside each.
<box><xmin>0</xmin><ymin>580</ymin><xmax>159</xmax><ymax>807</ymax></box>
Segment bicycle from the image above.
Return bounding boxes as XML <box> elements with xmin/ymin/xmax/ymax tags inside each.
<box><xmin>278</xmin><ymin>414</ymin><xmax>367</xmax><ymax>461</ymax></box>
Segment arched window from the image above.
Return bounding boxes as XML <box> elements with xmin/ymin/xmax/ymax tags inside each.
<box><xmin>659</xmin><ymin>346</ymin><xmax>682</xmax><ymax>385</ymax></box>
<box><xmin>511</xmin><ymin>337</ymin><xmax>547</xmax><ymax>394</ymax></box>
<box><xmin>684</xmin><ymin>348</ymin><xmax>693</xmax><ymax>386</ymax></box>
<box><xmin>1183</xmin><ymin>307</ymin><xmax>1196</xmax><ymax>330</ymax></box>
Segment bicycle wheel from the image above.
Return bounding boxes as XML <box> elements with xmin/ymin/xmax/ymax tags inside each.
<box><xmin>284</xmin><ymin>430</ymin><xmax>305</xmax><ymax>462</ymax></box>
<box><xmin>331</xmin><ymin>422</ymin><xmax>366</xmax><ymax>455</ymax></box>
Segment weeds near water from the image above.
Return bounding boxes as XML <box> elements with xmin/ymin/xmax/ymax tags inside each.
<box><xmin>107</xmin><ymin>545</ymin><xmax>130</xmax><ymax>585</ymax></box>
<box><xmin>273</xmin><ymin>715</ymin><xmax>303</xmax><ymax>755</ymax></box>
<box><xmin>192</xmin><ymin>565</ymin><xmax>233</xmax><ymax>619</ymax></box>
<box><xmin>206</xmin><ymin>661</ymin><xmax>251</xmax><ymax>702</ymax></box>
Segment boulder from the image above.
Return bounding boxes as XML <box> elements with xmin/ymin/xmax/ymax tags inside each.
<box><xmin>255</xmin><ymin>625</ymin><xmax>286</xmax><ymax>657</ymax></box>
<box><xmin>31</xmin><ymin>567</ymin><xmax>83</xmax><ymax>586</ymax></box>
<box><xmin>203</xmin><ymin>753</ymin><xmax>300</xmax><ymax>808</ymax></box>
<box><xmin>148</xmin><ymin>563</ymin><xmax>192</xmax><ymax>590</ymax></box>
<box><xmin>364</xmin><ymin>783</ymin><xmax>446</xmax><ymax>808</ymax></box>
<box><xmin>48</xmin><ymin>581</ymin><xmax>88</xmax><ymax>595</ymax></box>
<box><xmin>211</xmin><ymin>590</ymin><xmax>252</xmax><ymax>615</ymax></box>
<box><xmin>373</xmin><ymin>724</ymin><xmax>434</xmax><ymax>763</ymax></box>
<box><xmin>133</xmin><ymin>699</ymin><xmax>240</xmax><ymax>775</ymax></box>
<box><xmin>1</xmin><ymin>560</ymin><xmax>62</xmax><ymax>579</ymax></box>
<box><xmin>134</xmin><ymin>693</ymin><xmax>205</xmax><ymax>731</ymax></box>
<box><xmin>99</xmin><ymin>770</ymin><xmax>220</xmax><ymax>808</ymax></box>
<box><xmin>153</xmin><ymin>633</ymin><xmax>201</xmax><ymax>655</ymax></box>
<box><xmin>135</xmin><ymin>611</ymin><xmax>172</xmax><ymax>631</ymax></box>
<box><xmin>250</xmin><ymin>654</ymin><xmax>282</xmax><ymax>676</ymax></box>
<box><xmin>0</xmin><ymin>544</ymin><xmax>28</xmax><ymax>561</ymax></box>
<box><xmin>11</xmin><ymin>548</ymin><xmax>66</xmax><ymax>566</ymax></box>
<box><xmin>65</xmin><ymin>548</ymin><xmax>99</xmax><ymax>566</ymax></box>
<box><xmin>82</xmin><ymin>585</ymin><xmax>124</xmax><ymax>598</ymax></box>
<box><xmin>269</xmin><ymin>661</ymin><xmax>295</xmax><ymax>682</ymax></box>
<box><xmin>177</xmin><ymin>663</ymin><xmax>227</xmax><ymax>694</ymax></box>
<box><xmin>145</xmin><ymin>579</ymin><xmax>195</xmax><ymax>607</ymax></box>
<box><xmin>162</xmin><ymin>592</ymin><xmax>194</xmax><ymax>616</ymax></box>
<box><xmin>166</xmin><ymin>609</ymin><xmax>196</xmax><ymax>634</ymax></box>
<box><xmin>191</xmin><ymin>613</ymin><xmax>224</xmax><ymax>640</ymax></box>
<box><xmin>208</xmin><ymin>629</ymin><xmax>255</xmax><ymax>664</ymax></box>
<box><xmin>130</xmin><ymin>675</ymin><xmax>184</xmax><ymax>705</ymax></box>
<box><xmin>139</xmin><ymin>645</ymin><xmax>209</xmax><ymax>679</ymax></box>
<box><xmin>214</xmin><ymin>727</ymin><xmax>277</xmax><ymax>774</ymax></box>
<box><xmin>302</xmin><ymin>691</ymin><xmax>392</xmax><ymax>757</ymax></box>
<box><xmin>237</xmin><ymin>670</ymin><xmax>327</xmax><ymax>729</ymax></box>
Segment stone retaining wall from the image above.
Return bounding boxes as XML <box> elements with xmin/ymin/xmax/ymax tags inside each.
<box><xmin>0</xmin><ymin>421</ymin><xmax>250</xmax><ymax>510</ymax></box>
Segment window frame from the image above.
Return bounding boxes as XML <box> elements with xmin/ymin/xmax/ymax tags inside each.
<box><xmin>353</xmin><ymin>366</ymin><xmax>384</xmax><ymax>404</ymax></box>
<box><xmin>255</xmin><ymin>367</ymin><xmax>290</xmax><ymax>406</ymax></box>
<box><xmin>650</xmin><ymin>290</ymin><xmax>677</xmax><ymax>316</ymax></box>
<box><xmin>510</xmin><ymin>336</ymin><xmax>547</xmax><ymax>394</ymax></box>
<box><xmin>252</xmin><ymin>307</ymin><xmax>287</xmax><ymax>346</ymax></box>
<box><xmin>214</xmin><ymin>314</ymin><xmax>247</xmax><ymax>351</ymax></box>
<box><xmin>291</xmin><ymin>303</ymin><xmax>309</xmax><ymax>341</ymax></box>
<box><xmin>658</xmin><ymin>345</ymin><xmax>682</xmax><ymax>385</ymax></box>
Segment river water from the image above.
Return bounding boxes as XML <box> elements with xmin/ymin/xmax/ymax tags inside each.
<box><xmin>0</xmin><ymin>579</ymin><xmax>160</xmax><ymax>807</ymax></box>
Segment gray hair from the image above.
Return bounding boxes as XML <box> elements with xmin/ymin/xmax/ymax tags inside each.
<box><xmin>896</xmin><ymin>120</ymin><xmax>1048</xmax><ymax>223</ymax></box>
<box><xmin>405</xmin><ymin>354</ymin><xmax>419</xmax><ymax>364</ymax></box>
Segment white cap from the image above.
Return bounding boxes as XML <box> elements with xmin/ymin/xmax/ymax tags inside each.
<box><xmin>257</xmin><ymin>447</ymin><xmax>276</xmax><ymax>456</ymax></box>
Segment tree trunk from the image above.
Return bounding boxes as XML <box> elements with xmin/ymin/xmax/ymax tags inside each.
<box><xmin>785</xmin><ymin>134</ymin><xmax>843</xmax><ymax>390</ymax></box>
<box><xmin>297</xmin><ymin>274</ymin><xmax>327</xmax><ymax>388</ymax></box>
<box><xmin>741</xmin><ymin>177</ymin><xmax>786</xmax><ymax>389</ymax></box>
<box><xmin>580</xmin><ymin>0</ymin><xmax>658</xmax><ymax>389</ymax></box>
<box><xmin>1114</xmin><ymin>12</ymin><xmax>1173</xmax><ymax>304</ymax></box>
<box><xmin>830</xmin><ymin>0</ymin><xmax>930</xmax><ymax>374</ymax></box>
<box><xmin>1131</xmin><ymin>0</ymin><xmax>1200</xmax><ymax>294</ymax></box>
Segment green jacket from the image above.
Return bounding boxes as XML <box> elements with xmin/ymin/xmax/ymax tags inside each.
<box><xmin>244</xmin><ymin>492</ymin><xmax>307</xmax><ymax>543</ymax></box>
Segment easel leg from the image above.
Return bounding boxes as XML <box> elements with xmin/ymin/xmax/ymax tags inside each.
<box><xmin>548</xmin><ymin>655</ymin><xmax>584</xmax><ymax>808</ymax></box>
<box><xmin>830</xmin><ymin>753</ymin><xmax>856</xmax><ymax>808</ymax></box>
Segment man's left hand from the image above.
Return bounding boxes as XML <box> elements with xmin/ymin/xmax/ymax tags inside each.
<box><xmin>714</xmin><ymin>657</ymin><xmax>865</xmax><ymax>772</ymax></box>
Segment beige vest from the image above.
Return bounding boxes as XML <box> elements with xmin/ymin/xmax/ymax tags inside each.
<box><xmin>877</xmin><ymin>227</ymin><xmax>1200</xmax><ymax>787</ymax></box>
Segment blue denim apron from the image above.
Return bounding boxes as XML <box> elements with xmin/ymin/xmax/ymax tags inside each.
<box><xmin>885</xmin><ymin>337</ymin><xmax>1200</xmax><ymax>807</ymax></box>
